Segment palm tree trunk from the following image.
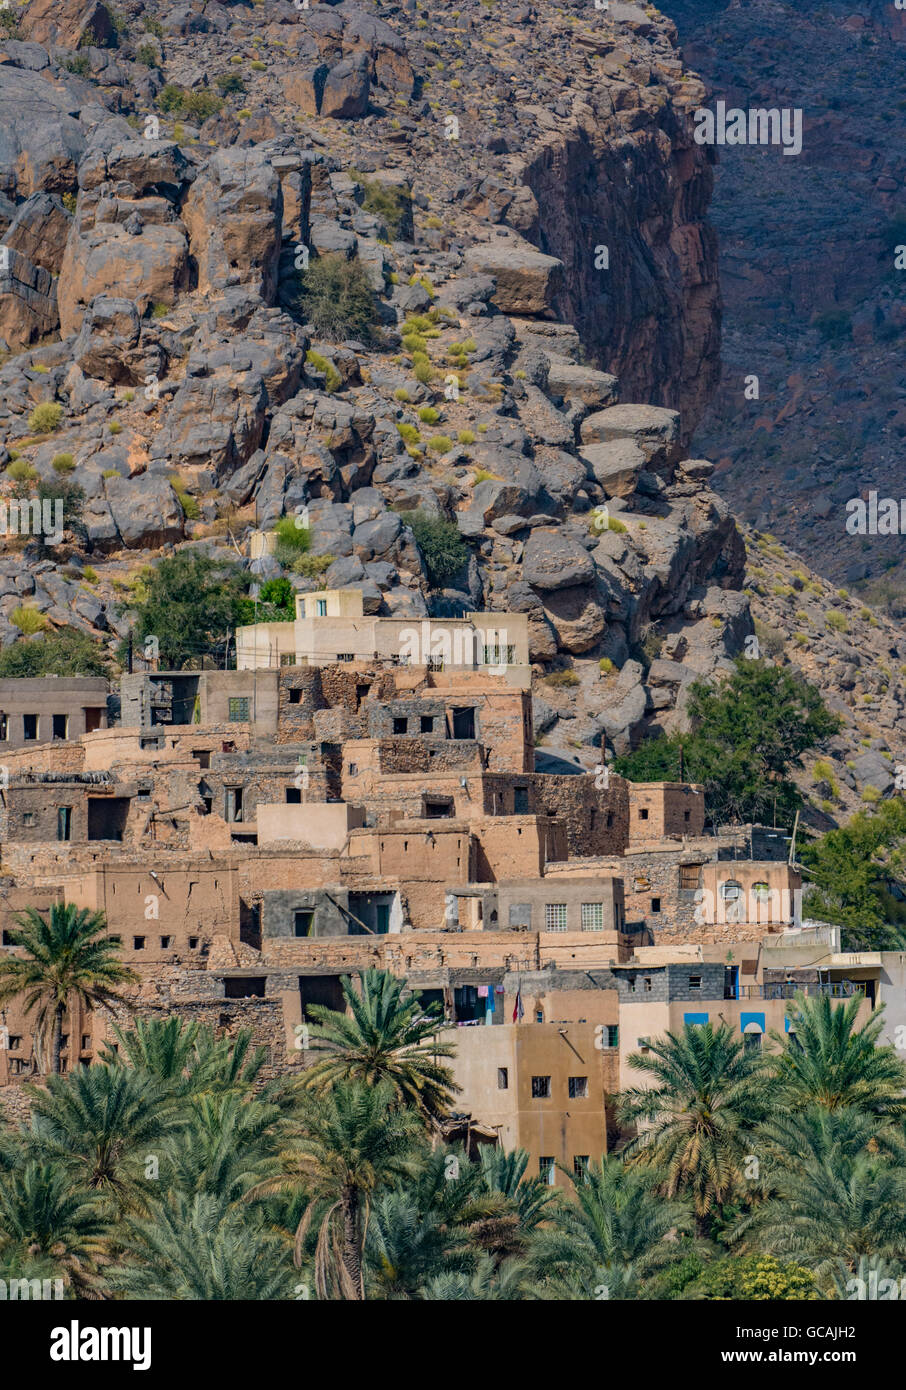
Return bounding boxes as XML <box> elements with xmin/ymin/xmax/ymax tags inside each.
<box><xmin>50</xmin><ymin>1001</ymin><xmax>65</xmax><ymax>1075</ymax></box>
<box><xmin>341</xmin><ymin>1187</ymin><xmax>364</xmax><ymax>1300</ymax></box>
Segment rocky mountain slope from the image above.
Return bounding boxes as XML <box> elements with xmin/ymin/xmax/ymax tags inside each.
<box><xmin>0</xmin><ymin>0</ymin><xmax>896</xmax><ymax>829</ymax></box>
<box><xmin>663</xmin><ymin>0</ymin><xmax>906</xmax><ymax>595</ymax></box>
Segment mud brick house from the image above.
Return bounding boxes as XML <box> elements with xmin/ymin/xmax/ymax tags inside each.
<box><xmin>0</xmin><ymin>677</ymin><xmax>109</xmax><ymax>748</ymax></box>
<box><xmin>628</xmin><ymin>782</ymin><xmax>705</xmax><ymax>840</ymax></box>
<box><xmin>612</xmin><ymin>848</ymin><xmax>802</xmax><ymax>943</ymax></box>
<box><xmin>0</xmin><ymin>770</ymin><xmax>137</xmax><ymax>845</ymax></box>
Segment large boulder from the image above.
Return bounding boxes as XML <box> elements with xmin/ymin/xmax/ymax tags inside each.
<box><xmin>102</xmin><ymin>472</ymin><xmax>185</xmax><ymax>550</ymax></box>
<box><xmin>0</xmin><ymin>66</ymin><xmax>87</xmax><ymax>197</ymax></box>
<box><xmin>546</xmin><ymin>362</ymin><xmax>620</xmax><ymax>408</ymax></box>
<box><xmin>320</xmin><ymin>55</ymin><xmax>370</xmax><ymax>119</ymax></box>
<box><xmin>596</xmin><ymin>683</ymin><xmax>648</xmax><ymax>753</ymax></box>
<box><xmin>523</xmin><ymin>528</ymin><xmax>596</xmax><ymax>591</ymax></box>
<box><xmin>341</xmin><ymin>7</ymin><xmax>416</xmax><ymax>95</ymax></box>
<box><xmin>19</xmin><ymin>0</ymin><xmax>115</xmax><ymax>48</ymax></box>
<box><xmin>579</xmin><ymin>438</ymin><xmax>646</xmax><ymax>498</ymax></box>
<box><xmin>580</xmin><ymin>404</ymin><xmax>682</xmax><ymax>472</ymax></box>
<box><xmin>182</xmin><ymin>147</ymin><xmax>283</xmax><ymax>302</ymax></box>
<box><xmin>57</xmin><ymin>217</ymin><xmax>189</xmax><ymax>337</ymax></box>
<box><xmin>540</xmin><ymin>584</ymin><xmax>607</xmax><ymax>654</ymax></box>
<box><xmin>283</xmin><ymin>65</ymin><xmax>329</xmax><ymax>117</ymax></box>
<box><xmin>463</xmin><ymin>242</ymin><xmax>564</xmax><ymax>317</ymax></box>
<box><xmin>72</xmin><ymin>295</ymin><xmax>144</xmax><ymax>384</ymax></box>
<box><xmin>851</xmin><ymin>751</ymin><xmax>895</xmax><ymax>795</ymax></box>
<box><xmin>352</xmin><ymin>511</ymin><xmax>401</xmax><ymax>561</ymax></box>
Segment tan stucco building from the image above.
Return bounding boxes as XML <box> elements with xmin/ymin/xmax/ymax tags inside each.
<box><xmin>235</xmin><ymin>588</ymin><xmax>531</xmax><ymax>688</ymax></box>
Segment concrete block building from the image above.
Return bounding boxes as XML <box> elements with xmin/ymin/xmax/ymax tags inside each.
<box><xmin>0</xmin><ymin>677</ymin><xmax>109</xmax><ymax>748</ymax></box>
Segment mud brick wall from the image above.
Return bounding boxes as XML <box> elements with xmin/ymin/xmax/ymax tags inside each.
<box><xmin>628</xmin><ymin>783</ymin><xmax>706</xmax><ymax>841</ymax></box>
<box><xmin>0</xmin><ymin>993</ymin><xmax>286</xmax><ymax>1109</ymax></box>
<box><xmin>276</xmin><ymin>667</ymin><xmax>325</xmax><ymax>741</ymax></box>
<box><xmin>0</xmin><ymin>1084</ymin><xmax>37</xmax><ymax>1125</ymax></box>
<box><xmin>312</xmin><ymin>706</ymin><xmax>367</xmax><ymax>741</ymax></box>
<box><xmin>103</xmin><ymin>992</ymin><xmax>288</xmax><ymax>1083</ymax></box>
<box><xmin>0</xmin><ymin>882</ymin><xmax>61</xmax><ymax>935</ymax></box>
<box><xmin>2</xmin><ymin>782</ymin><xmax>90</xmax><ymax>842</ymax></box>
<box><xmin>473</xmin><ymin>690</ymin><xmax>533</xmax><ymax>773</ymax></box>
<box><xmin>0</xmin><ymin>742</ymin><xmax>86</xmax><ymax>775</ymax></box>
<box><xmin>621</xmin><ymin>847</ymin><xmax>704</xmax><ymax>934</ymax></box>
<box><xmin>399</xmin><ymin>880</ymin><xmax>446</xmax><ymax>930</ymax></box>
<box><xmin>166</xmin><ymin>998</ymin><xmax>287</xmax><ymax>1081</ymax></box>
<box><xmin>237</xmin><ymin>845</ymin><xmax>382</xmax><ymax>905</ymax></box>
<box><xmin>618</xmin><ymin>845</ymin><xmax>777</xmax><ymax>944</ymax></box>
<box><xmin>375</xmin><ymin>826</ymin><xmax>471</xmax><ymax>883</ymax></box>
<box><xmin>368</xmin><ymin>696</ymin><xmax>447</xmax><ymax>739</ymax></box>
<box><xmin>388</xmin><ymin>931</ymin><xmax>547</xmax><ymax>971</ymax></box>
<box><xmin>341</xmin><ymin>747</ymin><xmax>485</xmax><ymax>820</ymax></box>
<box><xmin>472</xmin><ymin>817</ymin><xmax>558</xmax><ymax>881</ymax></box>
<box><xmin>79</xmin><ymin>862</ymin><xmax>239</xmax><ymax>954</ymax></box>
<box><xmin>0</xmin><ymin>842</ymin><xmax>113</xmax><ymax>877</ymax></box>
<box><xmin>261</xmin><ymin>937</ymin><xmax>386</xmax><ymax>975</ymax></box>
<box><xmin>205</xmin><ymin>763</ymin><xmax>324</xmax><ymax>821</ymax></box>
<box><xmin>479</xmin><ymin>774</ymin><xmax>534</xmax><ymax>816</ymax></box>
<box><xmin>377</xmin><ymin>738</ymin><xmax>481</xmax><ymax>775</ymax></box>
<box><xmin>533</xmin><ymin>773</ymin><xmax>630</xmax><ymax>858</ymax></box>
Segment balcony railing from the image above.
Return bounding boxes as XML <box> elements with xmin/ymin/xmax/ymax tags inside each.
<box><xmin>734</xmin><ymin>981</ymin><xmax>865</xmax><ymax>1001</ymax></box>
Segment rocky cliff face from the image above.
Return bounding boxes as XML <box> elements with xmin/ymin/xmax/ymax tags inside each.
<box><xmin>506</xmin><ymin>12</ymin><xmax>721</xmax><ymax>437</ymax></box>
<box><xmin>663</xmin><ymin>0</ymin><xmax>906</xmax><ymax>596</ymax></box>
<box><xmin>0</xmin><ymin>0</ymin><xmax>748</xmax><ymax>774</ymax></box>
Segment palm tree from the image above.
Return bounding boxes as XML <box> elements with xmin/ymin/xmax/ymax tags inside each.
<box><xmin>302</xmin><ymin>969</ymin><xmax>459</xmax><ymax>1127</ymax></box>
<box><xmin>0</xmin><ymin>903</ymin><xmax>138</xmax><ymax>1074</ymax></box>
<box><xmin>617</xmin><ymin>1021</ymin><xmax>767</xmax><ymax>1235</ymax></box>
<box><xmin>757</xmin><ymin>1103</ymin><xmax>882</xmax><ymax>1171</ymax></box>
<box><xmin>100</xmin><ymin>1016</ymin><xmax>202</xmax><ymax>1090</ymax></box>
<box><xmin>0</xmin><ymin>1160</ymin><xmax>107</xmax><ymax>1295</ymax></box>
<box><xmin>163</xmin><ymin>1092</ymin><xmax>283</xmax><ymax>1203</ymax></box>
<box><xmin>527</xmin><ymin>1157</ymin><xmax>692</xmax><ymax>1299</ymax></box>
<box><xmin>396</xmin><ymin>1145</ymin><xmax>535</xmax><ymax>1268</ymax></box>
<box><xmin>102</xmin><ymin>1016</ymin><xmax>272</xmax><ymax>1102</ymax></box>
<box><xmin>741</xmin><ymin>1139</ymin><xmax>906</xmax><ymax>1282</ymax></box>
<box><xmin>365</xmin><ymin>1189</ymin><xmax>473</xmax><ymax>1299</ymax></box>
<box><xmin>768</xmin><ymin>992</ymin><xmax>906</xmax><ymax>1117</ymax></box>
<box><xmin>478</xmin><ymin>1146</ymin><xmax>559</xmax><ymax>1231</ymax></box>
<box><xmin>420</xmin><ymin>1254</ymin><xmax>534</xmax><ymax>1300</ymax></box>
<box><xmin>108</xmin><ymin>1192</ymin><xmax>294</xmax><ymax>1300</ymax></box>
<box><xmin>27</xmin><ymin>1063</ymin><xmax>179</xmax><ymax>1205</ymax></box>
<box><xmin>248</xmin><ymin>1079</ymin><xmax>422</xmax><ymax>1300</ymax></box>
<box><xmin>186</xmin><ymin>1023</ymin><xmax>270</xmax><ymax>1096</ymax></box>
